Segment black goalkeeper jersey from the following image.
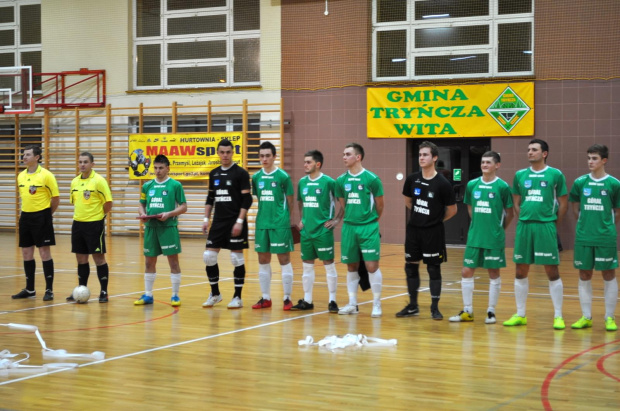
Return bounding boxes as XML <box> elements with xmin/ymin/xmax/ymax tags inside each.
<box><xmin>206</xmin><ymin>163</ymin><xmax>251</xmax><ymax>221</ymax></box>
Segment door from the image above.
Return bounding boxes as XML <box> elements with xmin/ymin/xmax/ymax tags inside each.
<box><xmin>407</xmin><ymin>138</ymin><xmax>491</xmax><ymax>245</ymax></box>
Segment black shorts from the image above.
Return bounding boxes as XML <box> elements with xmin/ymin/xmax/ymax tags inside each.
<box><xmin>71</xmin><ymin>219</ymin><xmax>107</xmax><ymax>254</ymax></box>
<box><xmin>19</xmin><ymin>208</ymin><xmax>55</xmax><ymax>248</ymax></box>
<box><xmin>405</xmin><ymin>224</ymin><xmax>447</xmax><ymax>265</ymax></box>
<box><xmin>206</xmin><ymin>218</ymin><xmax>249</xmax><ymax>250</ymax></box>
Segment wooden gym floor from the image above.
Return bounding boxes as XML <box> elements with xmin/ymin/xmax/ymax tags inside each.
<box><xmin>0</xmin><ymin>231</ymin><xmax>618</xmax><ymax>410</ymax></box>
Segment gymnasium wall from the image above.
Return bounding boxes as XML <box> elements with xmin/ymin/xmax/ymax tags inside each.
<box><xmin>281</xmin><ymin>0</ymin><xmax>620</xmax><ymax>247</ymax></box>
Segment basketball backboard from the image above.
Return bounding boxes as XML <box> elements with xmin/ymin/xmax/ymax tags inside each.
<box><xmin>0</xmin><ymin>66</ymin><xmax>34</xmax><ymax>114</ymax></box>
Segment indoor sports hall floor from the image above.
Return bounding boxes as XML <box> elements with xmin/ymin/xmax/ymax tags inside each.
<box><xmin>0</xmin><ymin>232</ymin><xmax>618</xmax><ymax>410</ymax></box>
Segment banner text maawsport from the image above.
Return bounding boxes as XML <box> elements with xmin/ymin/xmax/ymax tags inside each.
<box><xmin>367</xmin><ymin>83</ymin><xmax>534</xmax><ymax>138</ymax></box>
<box><xmin>128</xmin><ymin>132</ymin><xmax>243</xmax><ymax>180</ymax></box>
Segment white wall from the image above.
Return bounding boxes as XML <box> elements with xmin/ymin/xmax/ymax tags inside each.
<box><xmin>41</xmin><ymin>0</ymin><xmax>281</xmax><ymax>109</ymax></box>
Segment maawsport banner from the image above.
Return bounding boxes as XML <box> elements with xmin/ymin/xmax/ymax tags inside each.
<box><xmin>367</xmin><ymin>83</ymin><xmax>534</xmax><ymax>138</ymax></box>
<box><xmin>128</xmin><ymin>132</ymin><xmax>243</xmax><ymax>180</ymax></box>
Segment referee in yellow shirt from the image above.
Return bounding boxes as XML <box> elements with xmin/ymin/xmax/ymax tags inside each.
<box><xmin>13</xmin><ymin>145</ymin><xmax>59</xmax><ymax>301</ymax></box>
<box><xmin>67</xmin><ymin>152</ymin><xmax>113</xmax><ymax>303</ymax></box>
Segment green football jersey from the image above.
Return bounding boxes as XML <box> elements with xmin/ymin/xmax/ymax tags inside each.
<box><xmin>335</xmin><ymin>169</ymin><xmax>384</xmax><ymax>225</ymax></box>
<box><xmin>252</xmin><ymin>167</ymin><xmax>294</xmax><ymax>229</ymax></box>
<box><xmin>569</xmin><ymin>173</ymin><xmax>620</xmax><ymax>246</ymax></box>
<box><xmin>512</xmin><ymin>166</ymin><xmax>567</xmax><ymax>222</ymax></box>
<box><xmin>464</xmin><ymin>176</ymin><xmax>513</xmax><ymax>249</ymax></box>
<box><xmin>140</xmin><ymin>177</ymin><xmax>186</xmax><ymax>227</ymax></box>
<box><xmin>298</xmin><ymin>173</ymin><xmax>336</xmax><ymax>238</ymax></box>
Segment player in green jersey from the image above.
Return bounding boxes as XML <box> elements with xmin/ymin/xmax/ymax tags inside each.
<box><xmin>251</xmin><ymin>141</ymin><xmax>296</xmax><ymax>310</ymax></box>
<box><xmin>449</xmin><ymin>151</ymin><xmax>514</xmax><ymax>324</ymax></box>
<box><xmin>504</xmin><ymin>139</ymin><xmax>568</xmax><ymax>330</ymax></box>
<box><xmin>335</xmin><ymin>143</ymin><xmax>384</xmax><ymax>317</ymax></box>
<box><xmin>569</xmin><ymin>144</ymin><xmax>619</xmax><ymax>332</ymax></box>
<box><xmin>292</xmin><ymin>150</ymin><xmax>343</xmax><ymax>312</ymax></box>
<box><xmin>135</xmin><ymin>154</ymin><xmax>187</xmax><ymax>307</ymax></box>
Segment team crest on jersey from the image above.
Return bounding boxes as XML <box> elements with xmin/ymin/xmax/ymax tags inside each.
<box><xmin>345</xmin><ymin>184</ymin><xmax>351</xmax><ymax>192</ymax></box>
<box><xmin>271</xmin><ymin>182</ymin><xmax>277</xmax><ymax>188</ymax></box>
<box><xmin>303</xmin><ymin>187</ymin><xmax>308</xmax><ymax>195</ymax></box>
<box><xmin>541</xmin><ymin>181</ymin><xmax>547</xmax><ymax>187</ymax></box>
<box><xmin>29</xmin><ymin>185</ymin><xmax>37</xmax><ymax>195</ymax></box>
<box><xmin>428</xmin><ymin>192</ymin><xmax>434</xmax><ymax>198</ymax></box>
<box><xmin>583</xmin><ymin>188</ymin><xmax>591</xmax><ymax>196</ymax></box>
<box><xmin>214</xmin><ymin>179</ymin><xmax>220</xmax><ymax>186</ymax></box>
<box><xmin>315</xmin><ymin>188</ymin><xmax>321</xmax><ymax>194</ymax></box>
<box><xmin>148</xmin><ymin>189</ymin><xmax>155</xmax><ymax>197</ymax></box>
<box><xmin>259</xmin><ymin>181</ymin><xmax>265</xmax><ymax>189</ymax></box>
<box><xmin>524</xmin><ymin>180</ymin><xmax>532</xmax><ymax>188</ymax></box>
<box><xmin>489</xmin><ymin>192</ymin><xmax>495</xmax><ymax>199</ymax></box>
<box><xmin>162</xmin><ymin>190</ymin><xmax>168</xmax><ymax>196</ymax></box>
<box><xmin>83</xmin><ymin>190</ymin><xmax>91</xmax><ymax>200</ymax></box>
<box><xmin>601</xmin><ymin>190</ymin><xmax>608</xmax><ymax>196</ymax></box>
<box><xmin>357</xmin><ymin>184</ymin><xmax>364</xmax><ymax>191</ymax></box>
<box><xmin>414</xmin><ymin>188</ymin><xmax>421</xmax><ymax>196</ymax></box>
<box><xmin>226</xmin><ymin>180</ymin><xmax>232</xmax><ymax>186</ymax></box>
<box><xmin>473</xmin><ymin>191</ymin><xmax>481</xmax><ymax>199</ymax></box>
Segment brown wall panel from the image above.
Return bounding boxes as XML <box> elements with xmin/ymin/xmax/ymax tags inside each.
<box><xmin>282</xmin><ymin>0</ymin><xmax>370</xmax><ymax>90</ymax></box>
<box><xmin>536</xmin><ymin>0</ymin><xmax>620</xmax><ymax>79</ymax></box>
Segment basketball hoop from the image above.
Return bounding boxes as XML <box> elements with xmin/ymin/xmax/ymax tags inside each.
<box><xmin>0</xmin><ymin>66</ymin><xmax>34</xmax><ymax>114</ymax></box>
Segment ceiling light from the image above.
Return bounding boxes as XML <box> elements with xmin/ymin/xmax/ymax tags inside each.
<box><xmin>450</xmin><ymin>56</ymin><xmax>476</xmax><ymax>61</ymax></box>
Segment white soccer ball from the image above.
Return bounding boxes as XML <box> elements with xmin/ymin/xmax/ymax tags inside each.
<box><xmin>72</xmin><ymin>285</ymin><xmax>91</xmax><ymax>303</ymax></box>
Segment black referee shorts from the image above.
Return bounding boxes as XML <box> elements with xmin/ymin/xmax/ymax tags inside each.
<box><xmin>405</xmin><ymin>224</ymin><xmax>447</xmax><ymax>265</ymax></box>
<box><xmin>19</xmin><ymin>208</ymin><xmax>55</xmax><ymax>248</ymax></box>
<box><xmin>206</xmin><ymin>218</ymin><xmax>249</xmax><ymax>250</ymax></box>
<box><xmin>71</xmin><ymin>219</ymin><xmax>106</xmax><ymax>254</ymax></box>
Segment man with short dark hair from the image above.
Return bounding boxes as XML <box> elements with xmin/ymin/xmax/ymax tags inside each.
<box><xmin>67</xmin><ymin>152</ymin><xmax>113</xmax><ymax>303</ymax></box>
<box><xmin>292</xmin><ymin>150</ymin><xmax>343</xmax><ymax>312</ymax></box>
<box><xmin>504</xmin><ymin>139</ymin><xmax>568</xmax><ymax>329</ymax></box>
<box><xmin>335</xmin><ymin>143</ymin><xmax>384</xmax><ymax>317</ymax></box>
<box><xmin>569</xmin><ymin>144</ymin><xmax>619</xmax><ymax>332</ymax></box>
<box><xmin>201</xmin><ymin>139</ymin><xmax>252</xmax><ymax>309</ymax></box>
<box><xmin>449</xmin><ymin>151</ymin><xmax>513</xmax><ymax>324</ymax></box>
<box><xmin>13</xmin><ymin>145</ymin><xmax>59</xmax><ymax>301</ymax></box>
<box><xmin>398</xmin><ymin>141</ymin><xmax>457</xmax><ymax>320</ymax></box>
<box><xmin>251</xmin><ymin>141</ymin><xmax>296</xmax><ymax>310</ymax></box>
<box><xmin>135</xmin><ymin>154</ymin><xmax>187</xmax><ymax>307</ymax></box>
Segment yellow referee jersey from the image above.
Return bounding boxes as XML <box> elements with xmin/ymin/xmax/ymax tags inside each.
<box><xmin>17</xmin><ymin>165</ymin><xmax>60</xmax><ymax>212</ymax></box>
<box><xmin>70</xmin><ymin>170</ymin><xmax>113</xmax><ymax>222</ymax></box>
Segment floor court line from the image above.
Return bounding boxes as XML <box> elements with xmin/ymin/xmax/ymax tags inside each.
<box><xmin>0</xmin><ymin>290</ymin><xmax>411</xmax><ymax>386</ymax></box>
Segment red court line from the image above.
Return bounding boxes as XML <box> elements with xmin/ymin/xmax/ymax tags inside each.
<box><xmin>0</xmin><ymin>299</ymin><xmax>179</xmax><ymax>335</ymax></box>
<box><xmin>596</xmin><ymin>350</ymin><xmax>620</xmax><ymax>382</ymax></box>
<box><xmin>541</xmin><ymin>338</ymin><xmax>620</xmax><ymax>410</ymax></box>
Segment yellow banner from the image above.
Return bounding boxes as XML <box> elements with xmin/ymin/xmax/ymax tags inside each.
<box><xmin>367</xmin><ymin>83</ymin><xmax>534</xmax><ymax>138</ymax></box>
<box><xmin>128</xmin><ymin>132</ymin><xmax>243</xmax><ymax>180</ymax></box>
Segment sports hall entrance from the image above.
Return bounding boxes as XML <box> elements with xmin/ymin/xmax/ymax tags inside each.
<box><xmin>406</xmin><ymin>138</ymin><xmax>491</xmax><ymax>245</ymax></box>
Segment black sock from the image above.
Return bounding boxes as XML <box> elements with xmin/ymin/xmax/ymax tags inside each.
<box><xmin>24</xmin><ymin>259</ymin><xmax>36</xmax><ymax>291</ymax></box>
<box><xmin>430</xmin><ymin>280</ymin><xmax>442</xmax><ymax>310</ymax></box>
<box><xmin>78</xmin><ymin>263</ymin><xmax>90</xmax><ymax>286</ymax></box>
<box><xmin>206</xmin><ymin>264</ymin><xmax>220</xmax><ymax>295</ymax></box>
<box><xmin>428</xmin><ymin>265</ymin><xmax>442</xmax><ymax>310</ymax></box>
<box><xmin>233</xmin><ymin>265</ymin><xmax>246</xmax><ymax>298</ymax></box>
<box><xmin>42</xmin><ymin>259</ymin><xmax>54</xmax><ymax>291</ymax></box>
<box><xmin>405</xmin><ymin>264</ymin><xmax>420</xmax><ymax>307</ymax></box>
<box><xmin>96</xmin><ymin>263</ymin><xmax>109</xmax><ymax>293</ymax></box>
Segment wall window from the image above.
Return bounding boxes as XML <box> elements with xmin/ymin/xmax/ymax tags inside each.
<box><xmin>0</xmin><ymin>1</ymin><xmax>41</xmax><ymax>91</ymax></box>
<box><xmin>133</xmin><ymin>0</ymin><xmax>260</xmax><ymax>89</ymax></box>
<box><xmin>372</xmin><ymin>0</ymin><xmax>533</xmax><ymax>81</ymax></box>
<box><xmin>0</xmin><ymin>122</ymin><xmax>42</xmax><ymax>168</ymax></box>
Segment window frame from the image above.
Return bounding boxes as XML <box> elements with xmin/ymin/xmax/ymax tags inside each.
<box><xmin>0</xmin><ymin>0</ymin><xmax>41</xmax><ymax>91</ymax></box>
<box><xmin>132</xmin><ymin>0</ymin><xmax>260</xmax><ymax>90</ymax></box>
<box><xmin>371</xmin><ymin>0</ymin><xmax>534</xmax><ymax>82</ymax></box>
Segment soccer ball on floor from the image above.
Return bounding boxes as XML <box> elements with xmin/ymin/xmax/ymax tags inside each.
<box><xmin>72</xmin><ymin>285</ymin><xmax>91</xmax><ymax>304</ymax></box>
